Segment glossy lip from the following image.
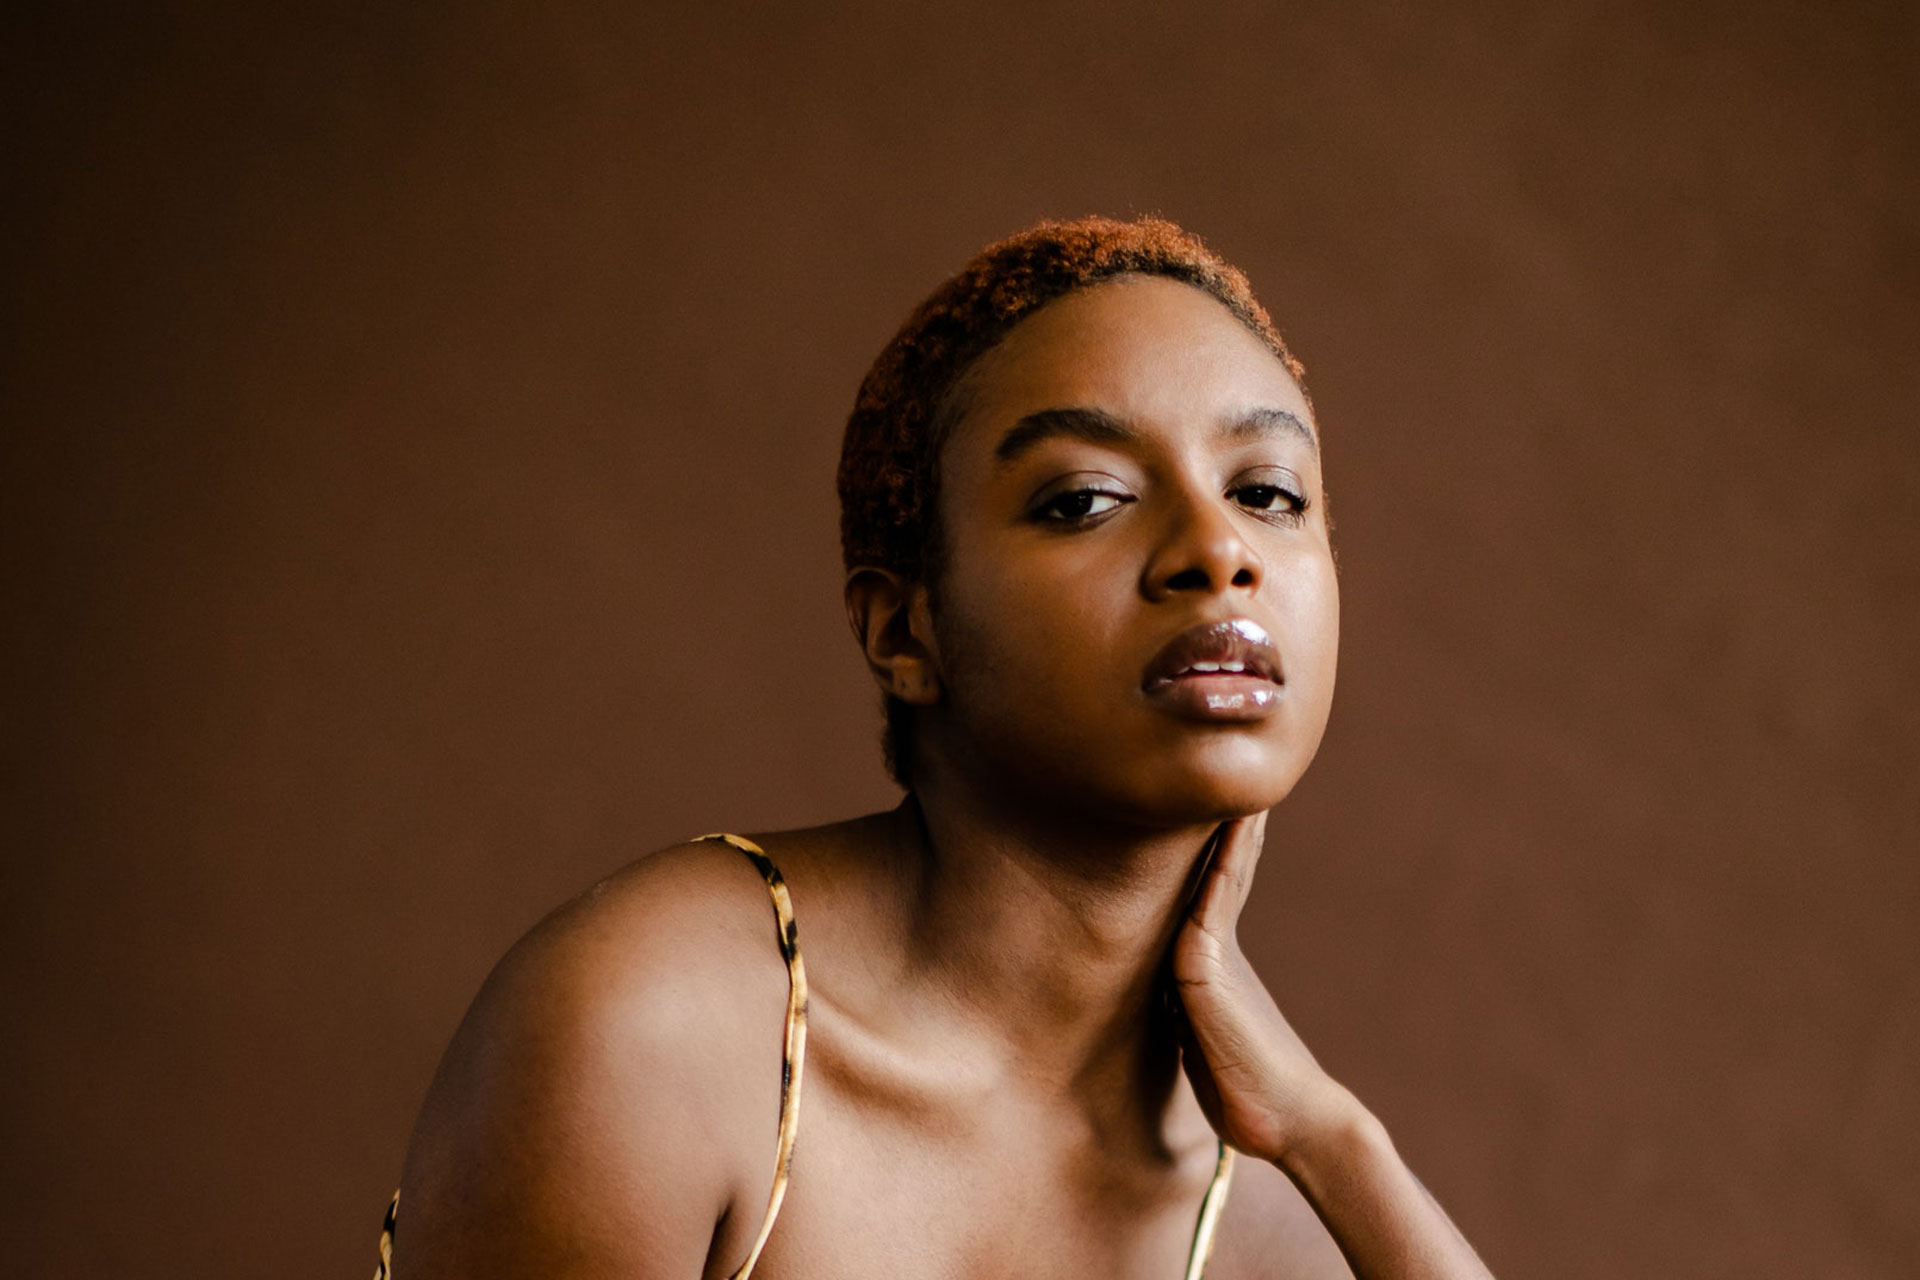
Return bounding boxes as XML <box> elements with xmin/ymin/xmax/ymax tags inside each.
<box><xmin>1140</xmin><ymin>618</ymin><xmax>1285</xmax><ymax>722</ymax></box>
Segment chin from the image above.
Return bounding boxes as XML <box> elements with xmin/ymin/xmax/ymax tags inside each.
<box><xmin>1146</xmin><ymin>769</ymin><xmax>1301</xmax><ymax>826</ymax></box>
<box><xmin>1091</xmin><ymin>737</ymin><xmax>1315</xmax><ymax>829</ymax></box>
<box><xmin>940</xmin><ymin>710</ymin><xmax>1324</xmax><ymax>830</ymax></box>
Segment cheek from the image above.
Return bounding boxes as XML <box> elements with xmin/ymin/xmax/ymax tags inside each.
<box><xmin>1269</xmin><ymin>549</ymin><xmax>1341</xmax><ymax>710</ymax></box>
<box><xmin>930</xmin><ymin>546</ymin><xmax>1131</xmax><ymax>717</ymax></box>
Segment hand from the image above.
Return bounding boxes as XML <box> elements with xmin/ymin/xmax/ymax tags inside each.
<box><xmin>1172</xmin><ymin>817</ymin><xmax>1498</xmax><ymax>1278</ymax></box>
<box><xmin>1170</xmin><ymin>812</ymin><xmax>1353</xmax><ymax>1163</ymax></box>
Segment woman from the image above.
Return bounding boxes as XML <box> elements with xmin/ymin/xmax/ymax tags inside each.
<box><xmin>379</xmin><ymin>217</ymin><xmax>1495</xmax><ymax>1279</ymax></box>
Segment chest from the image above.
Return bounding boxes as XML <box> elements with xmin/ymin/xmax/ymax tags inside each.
<box><xmin>728</xmin><ymin>1079</ymin><xmax>1225</xmax><ymax>1280</ymax></box>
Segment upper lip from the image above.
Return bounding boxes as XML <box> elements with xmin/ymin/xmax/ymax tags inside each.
<box><xmin>1141</xmin><ymin>618</ymin><xmax>1284</xmax><ymax>689</ymax></box>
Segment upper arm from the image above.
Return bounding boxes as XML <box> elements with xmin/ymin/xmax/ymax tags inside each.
<box><xmin>392</xmin><ymin>845</ymin><xmax>793</xmax><ymax>1280</ymax></box>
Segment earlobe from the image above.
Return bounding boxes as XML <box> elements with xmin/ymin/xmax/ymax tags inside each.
<box><xmin>844</xmin><ymin>567</ymin><xmax>942</xmax><ymax>707</ymax></box>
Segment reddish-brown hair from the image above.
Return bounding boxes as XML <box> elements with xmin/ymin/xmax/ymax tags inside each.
<box><xmin>836</xmin><ymin>215</ymin><xmax>1306</xmax><ymax>784</ymax></box>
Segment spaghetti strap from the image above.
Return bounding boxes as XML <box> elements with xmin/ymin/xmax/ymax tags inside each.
<box><xmin>695</xmin><ymin>833</ymin><xmax>810</xmax><ymax>1280</ymax></box>
<box><xmin>370</xmin><ymin>831</ymin><xmax>1234</xmax><ymax>1278</ymax></box>
<box><xmin>371</xmin><ymin>1189</ymin><xmax>397</xmax><ymax>1280</ymax></box>
<box><xmin>1185</xmin><ymin>1141</ymin><xmax>1237</xmax><ymax>1280</ymax></box>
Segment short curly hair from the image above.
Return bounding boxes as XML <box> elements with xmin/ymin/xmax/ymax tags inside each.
<box><xmin>836</xmin><ymin>215</ymin><xmax>1306</xmax><ymax>785</ymax></box>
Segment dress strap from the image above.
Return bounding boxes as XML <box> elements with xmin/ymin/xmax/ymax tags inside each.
<box><xmin>1184</xmin><ymin>1141</ymin><xmax>1237</xmax><ymax>1280</ymax></box>
<box><xmin>371</xmin><ymin>1188</ymin><xmax>398</xmax><ymax>1280</ymax></box>
<box><xmin>697</xmin><ymin>833</ymin><xmax>809</xmax><ymax>1280</ymax></box>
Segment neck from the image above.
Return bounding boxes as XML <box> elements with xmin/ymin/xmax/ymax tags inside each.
<box><xmin>883</xmin><ymin>765</ymin><xmax>1222</xmax><ymax>1150</ymax></box>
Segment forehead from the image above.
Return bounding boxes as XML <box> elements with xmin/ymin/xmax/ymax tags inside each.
<box><xmin>945</xmin><ymin>275</ymin><xmax>1313</xmax><ymax>448</ymax></box>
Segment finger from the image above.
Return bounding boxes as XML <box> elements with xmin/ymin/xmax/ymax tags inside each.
<box><xmin>1177</xmin><ymin>822</ymin><xmax>1227</xmax><ymax>916</ymax></box>
<box><xmin>1189</xmin><ymin>811</ymin><xmax>1268</xmax><ymax>936</ymax></box>
<box><xmin>1196</xmin><ymin>814</ymin><xmax>1261</xmax><ymax>917</ymax></box>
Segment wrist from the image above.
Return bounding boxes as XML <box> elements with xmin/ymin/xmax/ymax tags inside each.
<box><xmin>1273</xmin><ymin>1083</ymin><xmax>1391</xmax><ymax>1183</ymax></box>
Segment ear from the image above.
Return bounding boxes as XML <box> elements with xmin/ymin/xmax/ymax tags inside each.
<box><xmin>844</xmin><ymin>566</ymin><xmax>942</xmax><ymax>707</ymax></box>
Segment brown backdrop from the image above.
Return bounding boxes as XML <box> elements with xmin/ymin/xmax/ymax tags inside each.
<box><xmin>5</xmin><ymin>2</ymin><xmax>1916</xmax><ymax>1275</ymax></box>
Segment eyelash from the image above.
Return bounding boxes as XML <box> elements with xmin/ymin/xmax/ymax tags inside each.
<box><xmin>1228</xmin><ymin>482</ymin><xmax>1310</xmax><ymax>524</ymax></box>
<box><xmin>1032</xmin><ymin>483</ymin><xmax>1309</xmax><ymax>526</ymax></box>
<box><xmin>1035</xmin><ymin>489</ymin><xmax>1133</xmax><ymax>522</ymax></box>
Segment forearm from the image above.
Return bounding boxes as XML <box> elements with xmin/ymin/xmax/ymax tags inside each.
<box><xmin>1275</xmin><ymin>1092</ymin><xmax>1494</xmax><ymax>1280</ymax></box>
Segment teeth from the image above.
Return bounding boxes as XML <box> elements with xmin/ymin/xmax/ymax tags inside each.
<box><xmin>1190</xmin><ymin>661</ymin><xmax>1220</xmax><ymax>673</ymax></box>
<box><xmin>1221</xmin><ymin>661</ymin><xmax>1245</xmax><ymax>672</ymax></box>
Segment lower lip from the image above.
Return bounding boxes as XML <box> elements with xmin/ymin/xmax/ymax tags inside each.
<box><xmin>1141</xmin><ymin>674</ymin><xmax>1284</xmax><ymax>722</ymax></box>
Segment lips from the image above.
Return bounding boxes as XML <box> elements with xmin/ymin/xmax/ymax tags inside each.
<box><xmin>1140</xmin><ymin>618</ymin><xmax>1285</xmax><ymax>722</ymax></box>
<box><xmin>1143</xmin><ymin>618</ymin><xmax>1283</xmax><ymax>687</ymax></box>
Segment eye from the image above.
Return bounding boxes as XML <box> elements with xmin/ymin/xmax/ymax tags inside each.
<box><xmin>1228</xmin><ymin>471</ymin><xmax>1309</xmax><ymax>523</ymax></box>
<box><xmin>1033</xmin><ymin>487</ymin><xmax>1133</xmax><ymax>523</ymax></box>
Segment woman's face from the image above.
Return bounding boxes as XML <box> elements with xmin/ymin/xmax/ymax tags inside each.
<box><xmin>923</xmin><ymin>274</ymin><xmax>1339</xmax><ymax>827</ymax></box>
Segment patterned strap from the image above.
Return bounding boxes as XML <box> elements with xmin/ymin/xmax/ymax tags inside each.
<box><xmin>371</xmin><ymin>1189</ymin><xmax>397</xmax><ymax>1280</ymax></box>
<box><xmin>696</xmin><ymin>833</ymin><xmax>810</xmax><ymax>1280</ymax></box>
<box><xmin>1186</xmin><ymin>1142</ymin><xmax>1238</xmax><ymax>1280</ymax></box>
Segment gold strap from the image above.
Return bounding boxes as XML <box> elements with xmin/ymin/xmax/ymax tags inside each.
<box><xmin>698</xmin><ymin>834</ymin><xmax>810</xmax><ymax>1280</ymax></box>
<box><xmin>371</xmin><ymin>1189</ymin><xmax>398</xmax><ymax>1280</ymax></box>
<box><xmin>1185</xmin><ymin>1142</ymin><xmax>1238</xmax><ymax>1280</ymax></box>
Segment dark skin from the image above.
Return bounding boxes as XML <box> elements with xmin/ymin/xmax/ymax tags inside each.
<box><xmin>396</xmin><ymin>276</ymin><xmax>1494</xmax><ymax>1278</ymax></box>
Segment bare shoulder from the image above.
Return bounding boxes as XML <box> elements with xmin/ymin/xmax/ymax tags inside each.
<box><xmin>395</xmin><ymin>837</ymin><xmax>797</xmax><ymax>1280</ymax></box>
<box><xmin>1211</xmin><ymin>1153</ymin><xmax>1356</xmax><ymax>1280</ymax></box>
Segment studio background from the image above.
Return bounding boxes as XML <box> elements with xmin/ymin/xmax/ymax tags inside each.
<box><xmin>5</xmin><ymin>2</ymin><xmax>1916</xmax><ymax>1275</ymax></box>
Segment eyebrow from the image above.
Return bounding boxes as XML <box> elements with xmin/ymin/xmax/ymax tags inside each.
<box><xmin>1225</xmin><ymin>406</ymin><xmax>1319</xmax><ymax>456</ymax></box>
<box><xmin>994</xmin><ymin>407</ymin><xmax>1137</xmax><ymax>462</ymax></box>
<box><xmin>994</xmin><ymin>404</ymin><xmax>1318</xmax><ymax>463</ymax></box>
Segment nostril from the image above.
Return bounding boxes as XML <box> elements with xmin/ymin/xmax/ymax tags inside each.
<box><xmin>1165</xmin><ymin>567</ymin><xmax>1211</xmax><ymax>592</ymax></box>
<box><xmin>1231</xmin><ymin>567</ymin><xmax>1257</xmax><ymax>587</ymax></box>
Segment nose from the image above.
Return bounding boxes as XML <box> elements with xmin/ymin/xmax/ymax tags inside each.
<box><xmin>1141</xmin><ymin>487</ymin><xmax>1263</xmax><ymax>601</ymax></box>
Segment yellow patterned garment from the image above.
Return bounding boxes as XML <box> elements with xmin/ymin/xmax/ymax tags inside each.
<box><xmin>373</xmin><ymin>833</ymin><xmax>1236</xmax><ymax>1279</ymax></box>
